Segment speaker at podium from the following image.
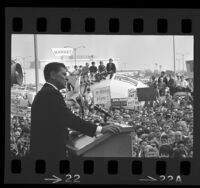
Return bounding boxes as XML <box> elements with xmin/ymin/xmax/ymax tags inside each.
<box><xmin>66</xmin><ymin>125</ymin><xmax>133</xmax><ymax>157</ymax></box>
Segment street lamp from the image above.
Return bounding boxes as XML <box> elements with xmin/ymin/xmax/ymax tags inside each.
<box><xmin>64</xmin><ymin>45</ymin><xmax>86</xmax><ymax>66</ymax></box>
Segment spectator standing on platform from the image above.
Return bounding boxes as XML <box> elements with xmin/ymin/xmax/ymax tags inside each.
<box><xmin>106</xmin><ymin>58</ymin><xmax>116</xmax><ymax>79</ymax></box>
<box><xmin>89</xmin><ymin>62</ymin><xmax>98</xmax><ymax>81</ymax></box>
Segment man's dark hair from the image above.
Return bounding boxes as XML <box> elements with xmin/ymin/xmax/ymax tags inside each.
<box><xmin>44</xmin><ymin>62</ymin><xmax>66</xmax><ymax>81</ymax></box>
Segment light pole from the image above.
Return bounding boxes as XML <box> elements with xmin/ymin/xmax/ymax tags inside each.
<box><xmin>172</xmin><ymin>36</ymin><xmax>176</xmax><ymax>75</ymax></box>
<box><xmin>64</xmin><ymin>45</ymin><xmax>86</xmax><ymax>66</ymax></box>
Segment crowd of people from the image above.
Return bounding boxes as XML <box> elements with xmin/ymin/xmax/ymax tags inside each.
<box><xmin>68</xmin><ymin>71</ymin><xmax>193</xmax><ymax>158</ymax></box>
<box><xmin>68</xmin><ymin>58</ymin><xmax>116</xmax><ymax>84</ymax></box>
<box><xmin>10</xmin><ymin>115</ymin><xmax>31</xmax><ymax>157</ymax></box>
<box><xmin>70</xmin><ymin>92</ymin><xmax>193</xmax><ymax>158</ymax></box>
<box><xmin>10</xmin><ymin>68</ymin><xmax>193</xmax><ymax>158</ymax></box>
<box><xmin>149</xmin><ymin>71</ymin><xmax>193</xmax><ymax>97</ymax></box>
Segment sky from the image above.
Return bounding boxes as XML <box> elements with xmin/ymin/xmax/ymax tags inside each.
<box><xmin>12</xmin><ymin>34</ymin><xmax>193</xmax><ymax>71</ymax></box>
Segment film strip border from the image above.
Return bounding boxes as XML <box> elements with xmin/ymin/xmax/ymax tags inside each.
<box><xmin>12</xmin><ymin>17</ymin><xmax>192</xmax><ymax>33</ymax></box>
<box><xmin>6</xmin><ymin>8</ymin><xmax>200</xmax><ymax>34</ymax></box>
<box><xmin>11</xmin><ymin>159</ymin><xmax>190</xmax><ymax>175</ymax></box>
<box><xmin>5</xmin><ymin>8</ymin><xmax>200</xmax><ymax>185</ymax></box>
<box><xmin>6</xmin><ymin>158</ymin><xmax>193</xmax><ymax>184</ymax></box>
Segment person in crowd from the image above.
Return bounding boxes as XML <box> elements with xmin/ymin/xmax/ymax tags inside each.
<box><xmin>89</xmin><ymin>62</ymin><xmax>98</xmax><ymax>81</ymax></box>
<box><xmin>172</xmin><ymin>141</ymin><xmax>187</xmax><ymax>158</ymax></box>
<box><xmin>79</xmin><ymin>65</ymin><xmax>83</xmax><ymax>72</ymax></box>
<box><xmin>175</xmin><ymin>74</ymin><xmax>181</xmax><ymax>88</ymax></box>
<box><xmin>158</xmin><ymin>77</ymin><xmax>167</xmax><ymax>104</ymax></box>
<box><xmin>30</xmin><ymin>62</ymin><xmax>121</xmax><ymax>161</ymax></box>
<box><xmin>72</xmin><ymin>65</ymin><xmax>81</xmax><ymax>76</ymax></box>
<box><xmin>98</xmin><ymin>61</ymin><xmax>106</xmax><ymax>74</ymax></box>
<box><xmin>83</xmin><ymin>87</ymin><xmax>94</xmax><ymax>111</ymax></box>
<box><xmin>179</xmin><ymin>75</ymin><xmax>189</xmax><ymax>90</ymax></box>
<box><xmin>150</xmin><ymin>75</ymin><xmax>158</xmax><ymax>89</ymax></box>
<box><xmin>106</xmin><ymin>58</ymin><xmax>116</xmax><ymax>79</ymax></box>
<box><xmin>66</xmin><ymin>78</ymin><xmax>74</xmax><ymax>92</ymax></box>
<box><xmin>187</xmin><ymin>78</ymin><xmax>194</xmax><ymax>94</ymax></box>
<box><xmin>147</xmin><ymin>75</ymin><xmax>159</xmax><ymax>107</ymax></box>
<box><xmin>158</xmin><ymin>71</ymin><xmax>168</xmax><ymax>86</ymax></box>
<box><xmin>168</xmin><ymin>74</ymin><xmax>176</xmax><ymax>96</ymax></box>
<box><xmin>81</xmin><ymin>62</ymin><xmax>90</xmax><ymax>84</ymax></box>
<box><xmin>97</xmin><ymin>61</ymin><xmax>107</xmax><ymax>81</ymax></box>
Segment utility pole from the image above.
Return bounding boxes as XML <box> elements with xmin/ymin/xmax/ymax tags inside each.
<box><xmin>34</xmin><ymin>34</ymin><xmax>39</xmax><ymax>93</ymax></box>
<box><xmin>173</xmin><ymin>36</ymin><xmax>176</xmax><ymax>75</ymax></box>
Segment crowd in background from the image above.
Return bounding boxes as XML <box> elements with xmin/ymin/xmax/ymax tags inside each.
<box><xmin>10</xmin><ymin>67</ymin><xmax>193</xmax><ymax>158</ymax></box>
<box><xmin>67</xmin><ymin>58</ymin><xmax>116</xmax><ymax>84</ymax></box>
<box><xmin>70</xmin><ymin>91</ymin><xmax>193</xmax><ymax>158</ymax></box>
<box><xmin>69</xmin><ymin>70</ymin><xmax>193</xmax><ymax>158</ymax></box>
<box><xmin>10</xmin><ymin>115</ymin><xmax>31</xmax><ymax>157</ymax></box>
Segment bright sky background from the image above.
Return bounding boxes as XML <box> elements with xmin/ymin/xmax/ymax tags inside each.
<box><xmin>12</xmin><ymin>35</ymin><xmax>193</xmax><ymax>71</ymax></box>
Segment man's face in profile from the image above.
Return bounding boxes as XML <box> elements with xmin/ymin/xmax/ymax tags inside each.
<box><xmin>52</xmin><ymin>67</ymin><xmax>67</xmax><ymax>90</ymax></box>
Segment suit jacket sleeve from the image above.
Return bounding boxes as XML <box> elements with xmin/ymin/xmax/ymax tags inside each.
<box><xmin>49</xmin><ymin>89</ymin><xmax>97</xmax><ymax>137</ymax></box>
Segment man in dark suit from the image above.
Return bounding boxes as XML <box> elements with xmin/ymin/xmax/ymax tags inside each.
<box><xmin>106</xmin><ymin>58</ymin><xmax>116</xmax><ymax>79</ymax></box>
<box><xmin>30</xmin><ymin>62</ymin><xmax>120</xmax><ymax>161</ymax></box>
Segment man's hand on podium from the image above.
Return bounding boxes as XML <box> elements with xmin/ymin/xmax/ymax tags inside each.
<box><xmin>101</xmin><ymin>124</ymin><xmax>121</xmax><ymax>134</ymax></box>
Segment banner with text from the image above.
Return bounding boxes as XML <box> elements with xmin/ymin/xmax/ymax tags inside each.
<box><xmin>111</xmin><ymin>98</ymin><xmax>142</xmax><ymax>110</ymax></box>
<box><xmin>93</xmin><ymin>86</ymin><xmax>111</xmax><ymax>109</ymax></box>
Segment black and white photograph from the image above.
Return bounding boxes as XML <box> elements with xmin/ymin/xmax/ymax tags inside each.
<box><xmin>10</xmin><ymin>34</ymin><xmax>194</xmax><ymax>158</ymax></box>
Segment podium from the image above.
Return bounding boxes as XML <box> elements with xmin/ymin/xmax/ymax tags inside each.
<box><xmin>66</xmin><ymin>126</ymin><xmax>133</xmax><ymax>157</ymax></box>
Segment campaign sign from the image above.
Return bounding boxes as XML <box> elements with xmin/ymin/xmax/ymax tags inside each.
<box><xmin>93</xmin><ymin>86</ymin><xmax>111</xmax><ymax>108</ymax></box>
<box><xmin>111</xmin><ymin>98</ymin><xmax>128</xmax><ymax>107</ymax></box>
<box><xmin>128</xmin><ymin>88</ymin><xmax>136</xmax><ymax>98</ymax></box>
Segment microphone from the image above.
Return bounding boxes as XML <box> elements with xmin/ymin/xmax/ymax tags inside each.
<box><xmin>93</xmin><ymin>104</ymin><xmax>112</xmax><ymax>117</ymax></box>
